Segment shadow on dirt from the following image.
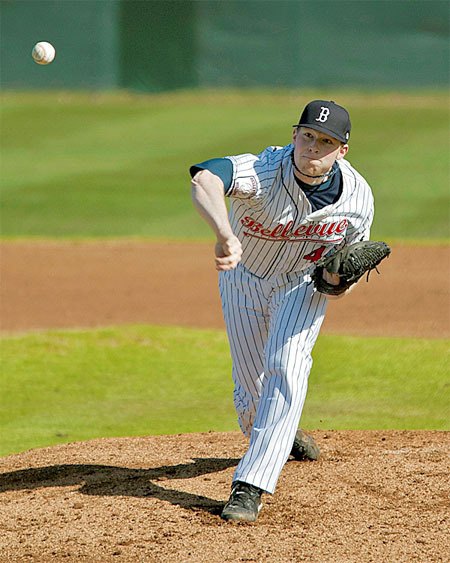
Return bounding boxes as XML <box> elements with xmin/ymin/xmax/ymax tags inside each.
<box><xmin>0</xmin><ymin>457</ymin><xmax>239</xmax><ymax>515</ymax></box>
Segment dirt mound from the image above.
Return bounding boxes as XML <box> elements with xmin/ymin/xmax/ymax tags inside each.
<box><xmin>0</xmin><ymin>431</ymin><xmax>448</xmax><ymax>562</ymax></box>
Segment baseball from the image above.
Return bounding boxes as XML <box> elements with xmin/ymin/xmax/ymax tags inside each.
<box><xmin>32</xmin><ymin>41</ymin><xmax>56</xmax><ymax>65</ymax></box>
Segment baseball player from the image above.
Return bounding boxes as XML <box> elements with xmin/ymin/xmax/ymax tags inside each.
<box><xmin>190</xmin><ymin>100</ymin><xmax>375</xmax><ymax>522</ymax></box>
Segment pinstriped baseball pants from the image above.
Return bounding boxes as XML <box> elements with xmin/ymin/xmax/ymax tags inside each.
<box><xmin>219</xmin><ymin>264</ymin><xmax>328</xmax><ymax>494</ymax></box>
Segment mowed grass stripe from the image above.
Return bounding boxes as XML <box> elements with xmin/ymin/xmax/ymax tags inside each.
<box><xmin>1</xmin><ymin>325</ymin><xmax>448</xmax><ymax>456</ymax></box>
<box><xmin>1</xmin><ymin>90</ymin><xmax>449</xmax><ymax>240</ymax></box>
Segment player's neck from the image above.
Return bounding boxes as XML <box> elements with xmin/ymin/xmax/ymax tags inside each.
<box><xmin>294</xmin><ymin>170</ymin><xmax>329</xmax><ymax>186</ymax></box>
<box><xmin>293</xmin><ymin>165</ymin><xmax>334</xmax><ymax>187</ymax></box>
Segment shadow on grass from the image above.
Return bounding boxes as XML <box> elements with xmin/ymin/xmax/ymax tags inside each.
<box><xmin>0</xmin><ymin>457</ymin><xmax>239</xmax><ymax>515</ymax></box>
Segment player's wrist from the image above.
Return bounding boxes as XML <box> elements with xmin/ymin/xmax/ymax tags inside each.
<box><xmin>216</xmin><ymin>232</ymin><xmax>237</xmax><ymax>245</ymax></box>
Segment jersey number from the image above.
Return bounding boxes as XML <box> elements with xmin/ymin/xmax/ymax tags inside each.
<box><xmin>303</xmin><ymin>246</ymin><xmax>326</xmax><ymax>263</ymax></box>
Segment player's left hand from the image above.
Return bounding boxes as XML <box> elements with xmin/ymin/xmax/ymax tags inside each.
<box><xmin>215</xmin><ymin>236</ymin><xmax>242</xmax><ymax>271</ymax></box>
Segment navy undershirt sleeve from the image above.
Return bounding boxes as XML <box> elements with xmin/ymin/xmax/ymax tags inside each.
<box><xmin>189</xmin><ymin>158</ymin><xmax>233</xmax><ymax>192</ymax></box>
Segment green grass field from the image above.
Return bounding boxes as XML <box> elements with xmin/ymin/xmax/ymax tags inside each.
<box><xmin>1</xmin><ymin>90</ymin><xmax>449</xmax><ymax>240</ymax></box>
<box><xmin>1</xmin><ymin>90</ymin><xmax>449</xmax><ymax>456</ymax></box>
<box><xmin>1</xmin><ymin>325</ymin><xmax>448</xmax><ymax>456</ymax></box>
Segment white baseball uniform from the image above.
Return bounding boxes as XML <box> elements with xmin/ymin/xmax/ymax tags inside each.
<box><xmin>197</xmin><ymin>143</ymin><xmax>374</xmax><ymax>494</ymax></box>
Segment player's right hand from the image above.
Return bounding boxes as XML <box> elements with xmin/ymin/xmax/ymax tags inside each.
<box><xmin>215</xmin><ymin>236</ymin><xmax>242</xmax><ymax>271</ymax></box>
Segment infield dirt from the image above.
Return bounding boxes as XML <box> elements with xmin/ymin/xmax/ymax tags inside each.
<box><xmin>1</xmin><ymin>241</ymin><xmax>449</xmax><ymax>337</ymax></box>
<box><xmin>0</xmin><ymin>242</ymin><xmax>449</xmax><ymax>562</ymax></box>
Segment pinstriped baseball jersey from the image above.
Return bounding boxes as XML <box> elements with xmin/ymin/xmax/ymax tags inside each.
<box><xmin>225</xmin><ymin>144</ymin><xmax>374</xmax><ymax>278</ymax></box>
<box><xmin>191</xmin><ymin>100</ymin><xmax>380</xmax><ymax>517</ymax></box>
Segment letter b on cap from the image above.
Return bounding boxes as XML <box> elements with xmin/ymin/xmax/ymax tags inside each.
<box><xmin>315</xmin><ymin>107</ymin><xmax>330</xmax><ymax>123</ymax></box>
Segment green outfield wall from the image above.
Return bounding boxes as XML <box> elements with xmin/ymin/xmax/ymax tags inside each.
<box><xmin>1</xmin><ymin>0</ymin><xmax>448</xmax><ymax>91</ymax></box>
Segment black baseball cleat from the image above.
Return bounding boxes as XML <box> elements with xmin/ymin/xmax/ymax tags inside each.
<box><xmin>221</xmin><ymin>481</ymin><xmax>263</xmax><ymax>522</ymax></box>
<box><xmin>290</xmin><ymin>429</ymin><xmax>321</xmax><ymax>461</ymax></box>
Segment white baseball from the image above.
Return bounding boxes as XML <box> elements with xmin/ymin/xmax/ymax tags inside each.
<box><xmin>32</xmin><ymin>41</ymin><xmax>56</xmax><ymax>65</ymax></box>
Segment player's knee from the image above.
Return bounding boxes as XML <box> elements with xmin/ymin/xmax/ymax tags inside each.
<box><xmin>265</xmin><ymin>353</ymin><xmax>312</xmax><ymax>382</ymax></box>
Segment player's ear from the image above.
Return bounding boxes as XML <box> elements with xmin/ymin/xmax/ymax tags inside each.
<box><xmin>336</xmin><ymin>144</ymin><xmax>349</xmax><ymax>160</ymax></box>
<box><xmin>292</xmin><ymin>127</ymin><xmax>298</xmax><ymax>142</ymax></box>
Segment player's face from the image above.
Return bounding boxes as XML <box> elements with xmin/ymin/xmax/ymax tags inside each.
<box><xmin>292</xmin><ymin>127</ymin><xmax>348</xmax><ymax>182</ymax></box>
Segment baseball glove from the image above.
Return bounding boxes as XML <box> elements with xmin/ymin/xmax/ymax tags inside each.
<box><xmin>312</xmin><ymin>241</ymin><xmax>391</xmax><ymax>296</ymax></box>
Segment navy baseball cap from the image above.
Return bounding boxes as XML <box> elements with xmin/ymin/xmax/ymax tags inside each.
<box><xmin>293</xmin><ymin>100</ymin><xmax>351</xmax><ymax>143</ymax></box>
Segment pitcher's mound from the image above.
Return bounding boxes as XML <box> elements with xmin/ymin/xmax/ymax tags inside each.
<box><xmin>0</xmin><ymin>430</ymin><xmax>448</xmax><ymax>562</ymax></box>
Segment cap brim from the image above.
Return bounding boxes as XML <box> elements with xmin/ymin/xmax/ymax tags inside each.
<box><xmin>293</xmin><ymin>123</ymin><xmax>348</xmax><ymax>143</ymax></box>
